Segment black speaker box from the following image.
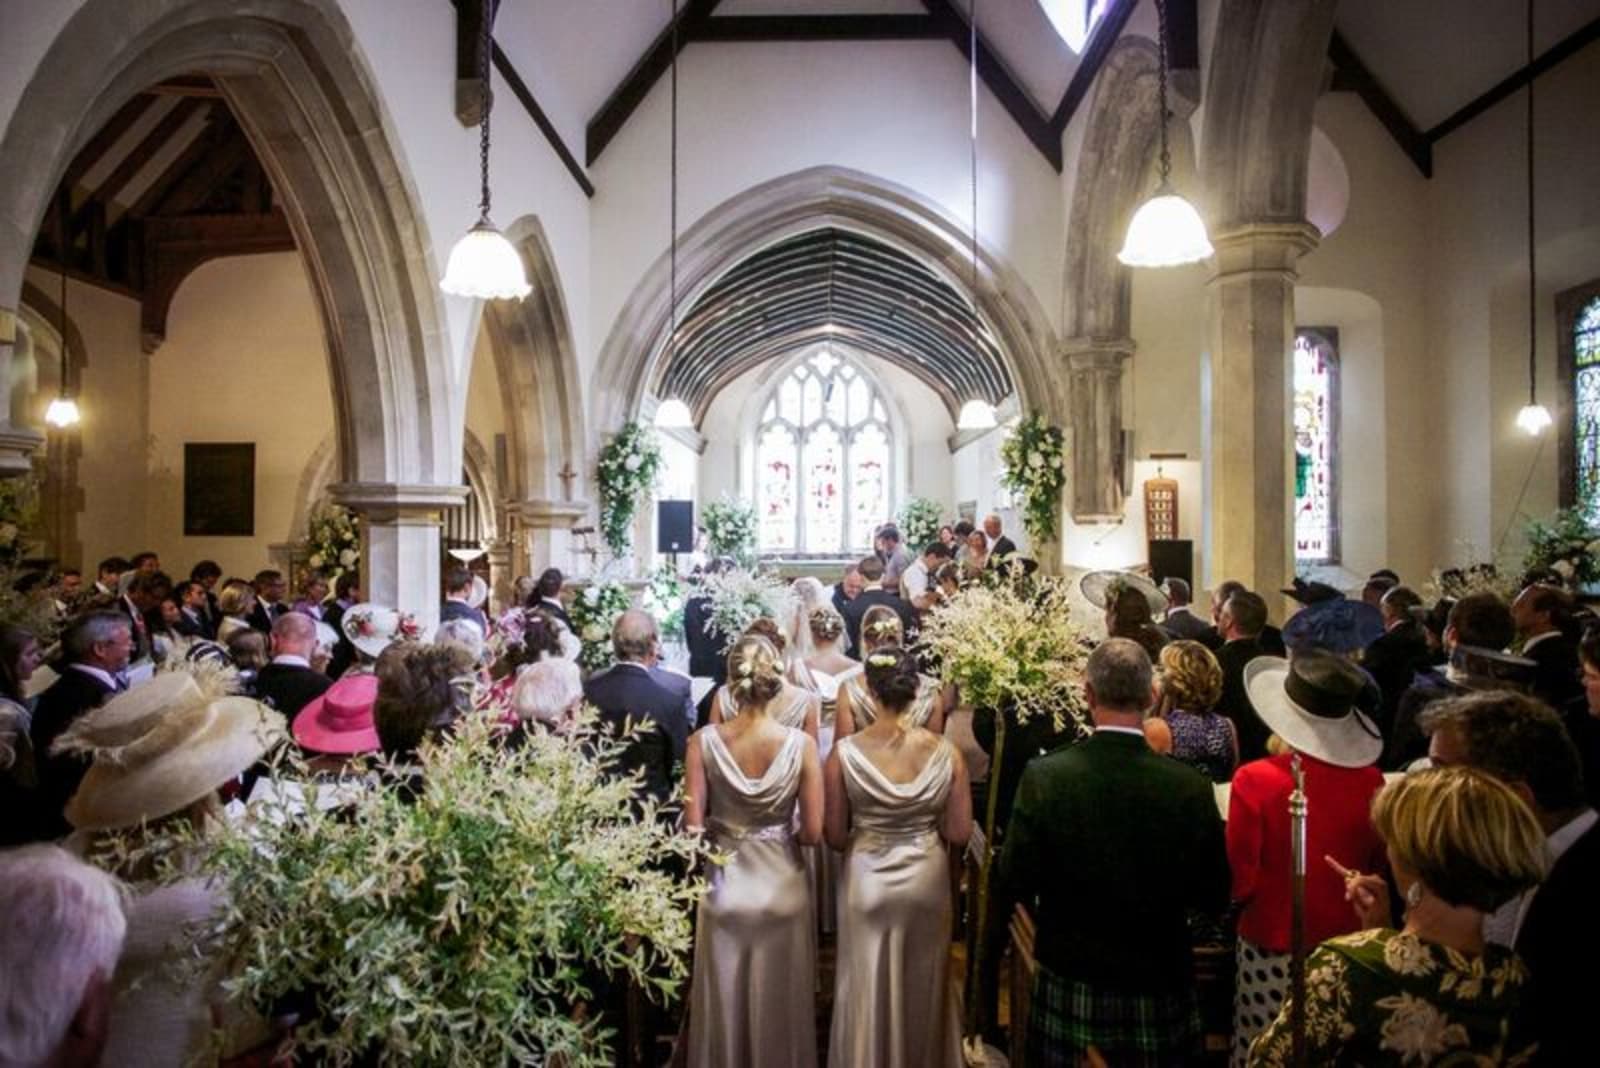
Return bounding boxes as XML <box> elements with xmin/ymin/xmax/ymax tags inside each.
<box><xmin>1148</xmin><ymin>539</ymin><xmax>1193</xmax><ymax>589</ymax></box>
<box><xmin>657</xmin><ymin>500</ymin><xmax>695</xmax><ymax>553</ymax></box>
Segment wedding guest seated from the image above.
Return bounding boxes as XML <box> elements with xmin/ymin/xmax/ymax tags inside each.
<box><xmin>951</xmin><ymin>519</ymin><xmax>975</xmax><ymax>559</ymax></box>
<box><xmin>685</xmin><ymin>636</ymin><xmax>823</xmax><ymax>1068</ymax></box>
<box><xmin>511</xmin><ymin>657</ymin><xmax>585</xmax><ymax>735</ymax></box>
<box><xmin>93</xmin><ymin>555</ymin><xmax>129</xmax><ymax>599</ymax></box>
<box><xmin>1281</xmin><ymin>578</ymin><xmax>1384</xmax><ymax>656</ymax></box>
<box><xmin>842</xmin><ymin>556</ymin><xmax>915</xmax><ymax>658</ymax></box>
<box><xmin>584</xmin><ymin>610</ymin><xmax>694</xmax><ymax>813</ymax></box>
<box><xmin>254</xmin><ymin>611</ymin><xmax>334</xmax><ymax>725</ymax></box>
<box><xmin>215</xmin><ymin>579</ymin><xmax>257</xmax><ymax>645</ymax></box>
<box><xmin>826</xmin><ymin>644</ymin><xmax>969</xmax><ymax>1067</ymax></box>
<box><xmin>0</xmin><ymin>845</ymin><xmax>127</xmax><ymax>1068</ymax></box>
<box><xmin>1512</xmin><ymin>583</ymin><xmax>1581</xmax><ymax>709</ymax></box>
<box><xmin>707</xmin><ymin>618</ymin><xmax>819</xmax><ymax>740</ymax></box>
<box><xmin>31</xmin><ymin>611</ymin><xmax>132</xmax><ymax>839</ymax></box>
<box><xmin>999</xmin><ymin>639</ymin><xmax>1229</xmax><ymax>1067</ymax></box>
<box><xmin>338</xmin><ymin>602</ymin><xmax>416</xmax><ymax>675</ymax></box>
<box><xmin>1249</xmin><ymin>768</ymin><xmax>1544</xmax><ymax>1065</ymax></box>
<box><xmin>1144</xmin><ymin>639</ymin><xmax>1237</xmax><ymax>783</ymax></box>
<box><xmin>1229</xmin><ymin>650</ymin><xmax>1387</xmax><ymax>1061</ymax></box>
<box><xmin>1108</xmin><ymin>580</ymin><xmax>1171</xmax><ymax>659</ymax></box>
<box><xmin>1422</xmin><ymin>690</ymin><xmax>1598</xmax><ymax>1064</ymax></box>
<box><xmin>435</xmin><ymin>617</ymin><xmax>488</xmax><ymax>669</ymax></box>
<box><xmin>439</xmin><ymin>566</ymin><xmax>487</xmax><ymax>636</ymax></box>
<box><xmin>1214</xmin><ymin>591</ymin><xmax>1277</xmax><ymax>762</ymax></box>
<box><xmin>293</xmin><ymin>674</ymin><xmax>382</xmax><ymax>766</ymax></box>
<box><xmin>373</xmin><ymin>642</ymin><xmax>475</xmax><ymax>761</ymax></box>
<box><xmin>171</xmin><ymin>580</ymin><xmax>212</xmax><ymax>640</ymax></box>
<box><xmin>1361</xmin><ymin>584</ymin><xmax>1428</xmax><ymax>740</ymax></box>
<box><xmin>323</xmin><ymin>571</ymin><xmax>360</xmax><ymax>676</ymax></box>
<box><xmin>1160</xmin><ymin>577</ymin><xmax>1211</xmax><ymax>641</ymax></box>
<box><xmin>1361</xmin><ymin>572</ymin><xmax>1398</xmax><ymax>609</ymax></box>
<box><xmin>0</xmin><ymin>623</ymin><xmax>47</xmax><ymax>846</ymax></box>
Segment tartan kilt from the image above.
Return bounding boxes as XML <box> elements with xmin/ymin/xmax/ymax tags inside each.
<box><xmin>1025</xmin><ymin>964</ymin><xmax>1202</xmax><ymax>1068</ymax></box>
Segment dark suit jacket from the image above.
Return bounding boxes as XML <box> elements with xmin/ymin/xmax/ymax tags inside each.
<box><xmin>1161</xmin><ymin>606</ymin><xmax>1212</xmax><ymax>642</ymax></box>
<box><xmin>1516</xmin><ymin>818</ymin><xmax>1600</xmax><ymax>1066</ymax></box>
<box><xmin>1362</xmin><ymin>620</ymin><xmax>1431</xmax><ymax>740</ymax></box>
<box><xmin>998</xmin><ymin>730</ymin><xmax>1229</xmax><ymax>991</ymax></box>
<box><xmin>683</xmin><ymin>595</ymin><xmax>726</xmax><ymax>681</ymax></box>
<box><xmin>439</xmin><ymin>599</ymin><xmax>488</xmax><ymax>634</ymax></box>
<box><xmin>831</xmin><ymin>582</ymin><xmax>853</xmax><ymax>619</ymax></box>
<box><xmin>30</xmin><ymin>667</ymin><xmax>117</xmax><ymax>838</ymax></box>
<box><xmin>987</xmin><ymin>535</ymin><xmax>1018</xmax><ymax>562</ymax></box>
<box><xmin>174</xmin><ymin>607</ymin><xmax>212</xmax><ymax>640</ymax></box>
<box><xmin>248</xmin><ymin>600</ymin><xmax>287</xmax><ymax>634</ymax></box>
<box><xmin>253</xmin><ymin>661</ymin><xmax>333</xmax><ymax>724</ymax></box>
<box><xmin>1216</xmin><ymin>637</ymin><xmax>1274</xmax><ymax>762</ymax></box>
<box><xmin>583</xmin><ymin>662</ymin><xmax>692</xmax><ymax>811</ymax></box>
<box><xmin>1523</xmin><ymin>632</ymin><xmax>1581</xmax><ymax>710</ymax></box>
<box><xmin>843</xmin><ymin>587</ymin><xmax>917</xmax><ymax>658</ymax></box>
<box><xmin>972</xmin><ymin>702</ymin><xmax>1075</xmax><ymax>843</ymax></box>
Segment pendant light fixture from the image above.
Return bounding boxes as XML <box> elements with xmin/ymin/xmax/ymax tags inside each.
<box><xmin>1117</xmin><ymin>0</ymin><xmax>1213</xmax><ymax>268</ymax></box>
<box><xmin>439</xmin><ymin>0</ymin><xmax>530</xmax><ymax>300</ymax></box>
<box><xmin>1515</xmin><ymin>0</ymin><xmax>1552</xmax><ymax>435</ymax></box>
<box><xmin>655</xmin><ymin>0</ymin><xmax>694</xmax><ymax>431</ymax></box>
<box><xmin>44</xmin><ymin>251</ymin><xmax>80</xmax><ymax>429</ymax></box>
<box><xmin>955</xmin><ymin>0</ymin><xmax>998</xmax><ymax>433</ymax></box>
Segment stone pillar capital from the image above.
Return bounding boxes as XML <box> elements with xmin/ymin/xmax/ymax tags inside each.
<box><xmin>1058</xmin><ymin>338</ymin><xmax>1134</xmax><ymax>371</ymax></box>
<box><xmin>1208</xmin><ymin>222</ymin><xmax>1321</xmax><ymax>280</ymax></box>
<box><xmin>327</xmin><ymin>481</ymin><xmax>469</xmax><ymax>520</ymax></box>
<box><xmin>0</xmin><ymin>423</ymin><xmax>44</xmax><ymax>478</ymax></box>
<box><xmin>509</xmin><ymin>498</ymin><xmax>591</xmax><ymax>529</ymax></box>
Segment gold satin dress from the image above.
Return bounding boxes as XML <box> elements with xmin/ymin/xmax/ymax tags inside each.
<box><xmin>790</xmin><ymin>661</ymin><xmax>862</xmax><ymax>935</ymax></box>
<box><xmin>828</xmin><ymin>735</ymin><xmax>962</xmax><ymax>1068</ymax></box>
<box><xmin>840</xmin><ymin>672</ymin><xmax>941</xmax><ymax>729</ymax></box>
<box><xmin>686</xmin><ymin>727</ymin><xmax>818</xmax><ymax>1068</ymax></box>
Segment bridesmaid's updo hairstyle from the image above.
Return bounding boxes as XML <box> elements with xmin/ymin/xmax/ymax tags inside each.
<box><xmin>860</xmin><ymin>605</ymin><xmax>903</xmax><ymax>652</ymax></box>
<box><xmin>727</xmin><ymin>636</ymin><xmax>785</xmax><ymax>708</ymax></box>
<box><xmin>809</xmin><ymin>607</ymin><xmax>845</xmax><ymax>644</ymax></box>
<box><xmin>864</xmin><ymin>645</ymin><xmax>920</xmax><ymax>712</ymax></box>
<box><xmin>741</xmin><ymin>616</ymin><xmax>787</xmax><ymax>655</ymax></box>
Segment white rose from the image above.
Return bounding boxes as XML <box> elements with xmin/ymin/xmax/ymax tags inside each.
<box><xmin>624</xmin><ymin>454</ymin><xmax>642</xmax><ymax>472</ymax></box>
<box><xmin>339</xmin><ymin>549</ymin><xmax>357</xmax><ymax>567</ymax></box>
<box><xmin>308</xmin><ymin>553</ymin><xmax>324</xmax><ymax>569</ymax></box>
<box><xmin>1553</xmin><ymin>559</ymin><xmax>1576</xmax><ymax>579</ymax></box>
<box><xmin>585</xmin><ymin>587</ymin><xmax>601</xmax><ymax>605</ymax></box>
<box><xmin>1029</xmin><ymin>453</ymin><xmax>1043</xmax><ymax>468</ymax></box>
<box><xmin>582</xmin><ymin>624</ymin><xmax>606</xmax><ymax>642</ymax></box>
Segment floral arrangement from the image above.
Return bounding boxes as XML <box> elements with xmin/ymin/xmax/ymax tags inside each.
<box><xmin>304</xmin><ymin>500</ymin><xmax>360</xmax><ymax>582</ymax></box>
<box><xmin>701</xmin><ymin>494</ymin><xmax>758</xmax><ymax>567</ymax></box>
<box><xmin>597</xmin><ymin>422</ymin><xmax>663</xmax><ymax>556</ymax></box>
<box><xmin>999</xmin><ymin>413</ymin><xmax>1066</xmax><ymax>543</ymax></box>
<box><xmin>699</xmin><ymin>567</ymin><xmax>791</xmax><ymax>654</ymax></box>
<box><xmin>95</xmin><ymin>712</ymin><xmax>708</xmax><ymax>1067</ymax></box>
<box><xmin>1523</xmin><ymin>507</ymin><xmax>1600</xmax><ymax>588</ymax></box>
<box><xmin>0</xmin><ymin>474</ymin><xmax>55</xmax><ymax>640</ymax></box>
<box><xmin>642</xmin><ymin>562</ymin><xmax>686</xmax><ymax>638</ymax></box>
<box><xmin>569</xmin><ymin>581</ymin><xmax>632</xmax><ymax>672</ymax></box>
<box><xmin>896</xmin><ymin>496</ymin><xmax>945</xmax><ymax>554</ymax></box>
<box><xmin>0</xmin><ymin>474</ymin><xmax>40</xmax><ymax>569</ymax></box>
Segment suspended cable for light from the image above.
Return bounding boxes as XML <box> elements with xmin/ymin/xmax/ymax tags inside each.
<box><xmin>439</xmin><ymin>0</ymin><xmax>530</xmax><ymax>300</ymax></box>
<box><xmin>1117</xmin><ymin>0</ymin><xmax>1213</xmax><ymax>268</ymax></box>
<box><xmin>45</xmin><ymin>233</ymin><xmax>80</xmax><ymax>429</ymax></box>
<box><xmin>956</xmin><ymin>0</ymin><xmax>998</xmax><ymax>433</ymax></box>
<box><xmin>1516</xmin><ymin>0</ymin><xmax>1552</xmax><ymax>436</ymax></box>
<box><xmin>655</xmin><ymin>0</ymin><xmax>695</xmax><ymax>431</ymax></box>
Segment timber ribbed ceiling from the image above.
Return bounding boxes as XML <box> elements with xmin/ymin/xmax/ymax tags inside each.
<box><xmin>655</xmin><ymin>227</ymin><xmax>1012</xmax><ymax>419</ymax></box>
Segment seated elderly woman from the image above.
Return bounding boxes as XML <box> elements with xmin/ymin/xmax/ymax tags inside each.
<box><xmin>1249</xmin><ymin>766</ymin><xmax>1546</xmax><ymax>1065</ymax></box>
<box><xmin>512</xmin><ymin>657</ymin><xmax>585</xmax><ymax>734</ymax></box>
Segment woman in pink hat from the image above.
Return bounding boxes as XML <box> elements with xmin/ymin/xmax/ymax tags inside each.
<box><xmin>292</xmin><ymin>674</ymin><xmax>381</xmax><ymax>765</ymax></box>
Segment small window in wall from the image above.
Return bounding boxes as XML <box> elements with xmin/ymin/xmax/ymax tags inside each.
<box><xmin>1293</xmin><ymin>328</ymin><xmax>1339</xmax><ymax>565</ymax></box>
<box><xmin>1559</xmin><ymin>282</ymin><xmax>1600</xmax><ymax>524</ymax></box>
<box><xmin>756</xmin><ymin>351</ymin><xmax>893</xmax><ymax>555</ymax></box>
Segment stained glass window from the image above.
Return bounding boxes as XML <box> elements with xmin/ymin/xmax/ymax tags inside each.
<box><xmin>1293</xmin><ymin>329</ymin><xmax>1339</xmax><ymax>564</ymax></box>
<box><xmin>1574</xmin><ymin>298</ymin><xmax>1600</xmax><ymax>524</ymax></box>
<box><xmin>755</xmin><ymin>351</ymin><xmax>894</xmax><ymax>554</ymax></box>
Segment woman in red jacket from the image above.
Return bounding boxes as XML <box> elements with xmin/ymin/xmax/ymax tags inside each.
<box><xmin>1225</xmin><ymin>650</ymin><xmax>1387</xmax><ymax>1067</ymax></box>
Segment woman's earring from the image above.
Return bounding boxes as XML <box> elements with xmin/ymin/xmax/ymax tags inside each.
<box><xmin>1405</xmin><ymin>881</ymin><xmax>1424</xmax><ymax>910</ymax></box>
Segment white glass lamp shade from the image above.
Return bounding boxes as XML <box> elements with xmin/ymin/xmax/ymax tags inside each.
<box><xmin>654</xmin><ymin>397</ymin><xmax>694</xmax><ymax>429</ymax></box>
<box><xmin>957</xmin><ymin>398</ymin><xmax>998</xmax><ymax>431</ymax></box>
<box><xmin>1117</xmin><ymin>186</ymin><xmax>1215</xmax><ymax>268</ymax></box>
<box><xmin>44</xmin><ymin>396</ymin><xmax>80</xmax><ymax>428</ymax></box>
<box><xmin>1515</xmin><ymin>403</ymin><xmax>1553</xmax><ymax>435</ymax></box>
<box><xmin>439</xmin><ymin>221</ymin><xmax>531</xmax><ymax>300</ymax></box>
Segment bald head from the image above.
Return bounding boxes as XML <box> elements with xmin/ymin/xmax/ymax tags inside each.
<box><xmin>612</xmin><ymin>609</ymin><xmax>659</xmax><ymax>664</ymax></box>
<box><xmin>271</xmin><ymin>611</ymin><xmax>317</xmax><ymax>658</ymax></box>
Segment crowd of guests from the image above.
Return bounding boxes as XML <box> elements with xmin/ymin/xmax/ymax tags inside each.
<box><xmin>3</xmin><ymin>524</ymin><xmax>1599</xmax><ymax>1067</ymax></box>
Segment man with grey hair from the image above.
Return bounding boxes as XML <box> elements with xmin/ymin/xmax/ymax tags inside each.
<box><xmin>253</xmin><ymin>611</ymin><xmax>332</xmax><ymax>725</ymax></box>
<box><xmin>1159</xmin><ymin>577</ymin><xmax>1210</xmax><ymax>641</ymax></box>
<box><xmin>583</xmin><ymin>609</ymin><xmax>693</xmax><ymax>812</ymax></box>
<box><xmin>30</xmin><ymin>611</ymin><xmax>133</xmax><ymax>839</ymax></box>
<box><xmin>998</xmin><ymin>638</ymin><xmax>1228</xmax><ymax>1064</ymax></box>
<box><xmin>0</xmin><ymin>844</ymin><xmax>127</xmax><ymax>1067</ymax></box>
<box><xmin>514</xmin><ymin>657</ymin><xmax>585</xmax><ymax>730</ymax></box>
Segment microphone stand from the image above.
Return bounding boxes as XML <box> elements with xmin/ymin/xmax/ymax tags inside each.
<box><xmin>1289</xmin><ymin>752</ymin><xmax>1308</xmax><ymax>1067</ymax></box>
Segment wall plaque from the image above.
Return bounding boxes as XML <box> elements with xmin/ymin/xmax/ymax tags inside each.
<box><xmin>184</xmin><ymin>443</ymin><xmax>255</xmax><ymax>537</ymax></box>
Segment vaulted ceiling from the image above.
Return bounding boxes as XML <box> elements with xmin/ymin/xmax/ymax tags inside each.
<box><xmin>654</xmin><ymin>226</ymin><xmax>1012</xmax><ymax>421</ymax></box>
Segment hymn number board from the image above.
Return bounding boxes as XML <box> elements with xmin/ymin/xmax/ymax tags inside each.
<box><xmin>1143</xmin><ymin>477</ymin><xmax>1179</xmax><ymax>542</ymax></box>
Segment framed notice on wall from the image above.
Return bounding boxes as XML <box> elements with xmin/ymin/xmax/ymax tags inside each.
<box><xmin>184</xmin><ymin>443</ymin><xmax>255</xmax><ymax>537</ymax></box>
<box><xmin>1143</xmin><ymin>476</ymin><xmax>1179</xmax><ymax>542</ymax></box>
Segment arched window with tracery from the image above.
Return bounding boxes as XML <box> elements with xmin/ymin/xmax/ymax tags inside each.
<box><xmin>1559</xmin><ymin>282</ymin><xmax>1600</xmax><ymax>523</ymax></box>
<box><xmin>755</xmin><ymin>351</ymin><xmax>892</xmax><ymax>555</ymax></box>
<box><xmin>1293</xmin><ymin>328</ymin><xmax>1339</xmax><ymax>565</ymax></box>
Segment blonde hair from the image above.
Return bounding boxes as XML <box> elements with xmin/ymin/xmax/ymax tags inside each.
<box><xmin>1157</xmin><ymin>640</ymin><xmax>1223</xmax><ymax>714</ymax></box>
<box><xmin>860</xmin><ymin>605</ymin><xmax>903</xmax><ymax>653</ymax></box>
<box><xmin>1371</xmin><ymin>766</ymin><xmax>1546</xmax><ymax>913</ymax></box>
<box><xmin>217</xmin><ymin>581</ymin><xmax>254</xmax><ymax>618</ymax></box>
<box><xmin>726</xmin><ymin>636</ymin><xmax>784</xmax><ymax>709</ymax></box>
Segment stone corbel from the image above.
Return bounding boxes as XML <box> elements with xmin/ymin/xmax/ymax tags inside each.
<box><xmin>1062</xmin><ymin>339</ymin><xmax>1133</xmax><ymax>522</ymax></box>
<box><xmin>509</xmin><ymin>498</ymin><xmax>591</xmax><ymax>528</ymax></box>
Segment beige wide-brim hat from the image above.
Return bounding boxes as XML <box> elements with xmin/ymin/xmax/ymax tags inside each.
<box><xmin>65</xmin><ymin>672</ymin><xmax>206</xmax><ymax>751</ymax></box>
<box><xmin>1244</xmin><ymin>655</ymin><xmax>1383</xmax><ymax>768</ymax></box>
<box><xmin>60</xmin><ymin>695</ymin><xmax>285</xmax><ymax>832</ymax></box>
<box><xmin>1079</xmin><ymin>569</ymin><xmax>1169</xmax><ymax>615</ymax></box>
<box><xmin>340</xmin><ymin>602</ymin><xmax>422</xmax><ymax>658</ymax></box>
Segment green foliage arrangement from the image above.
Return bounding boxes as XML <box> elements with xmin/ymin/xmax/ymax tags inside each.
<box><xmin>1523</xmin><ymin>507</ymin><xmax>1600</xmax><ymax>587</ymax></box>
<box><xmin>998</xmin><ymin>413</ymin><xmax>1067</xmax><ymax>543</ymax></box>
<box><xmin>642</xmin><ymin>562</ymin><xmax>686</xmax><ymax>638</ymax></box>
<box><xmin>896</xmin><ymin>496</ymin><xmax>945</xmax><ymax>553</ymax></box>
<box><xmin>0</xmin><ymin>474</ymin><xmax>40</xmax><ymax>569</ymax></box>
<box><xmin>568</xmin><ymin>581</ymin><xmax>632</xmax><ymax>672</ymax></box>
<box><xmin>699</xmin><ymin>567</ymin><xmax>791</xmax><ymax>654</ymax></box>
<box><xmin>303</xmin><ymin>500</ymin><xmax>359</xmax><ymax>583</ymax></box>
<box><xmin>701</xmin><ymin>495</ymin><xmax>758</xmax><ymax>567</ymax></box>
<box><xmin>98</xmin><ymin>713</ymin><xmax>708</xmax><ymax>1067</ymax></box>
<box><xmin>0</xmin><ymin>474</ymin><xmax>56</xmax><ymax>640</ymax></box>
<box><xmin>597</xmin><ymin>422</ymin><xmax>663</xmax><ymax>556</ymax></box>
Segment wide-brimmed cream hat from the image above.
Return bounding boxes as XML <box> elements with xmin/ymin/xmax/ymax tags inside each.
<box><xmin>1244</xmin><ymin>650</ymin><xmax>1383</xmax><ymax>768</ymax></box>
<box><xmin>55</xmin><ymin>670</ymin><xmax>284</xmax><ymax>831</ymax></box>
<box><xmin>339</xmin><ymin>602</ymin><xmax>423</xmax><ymax>659</ymax></box>
<box><xmin>1080</xmin><ymin>569</ymin><xmax>1169</xmax><ymax>615</ymax></box>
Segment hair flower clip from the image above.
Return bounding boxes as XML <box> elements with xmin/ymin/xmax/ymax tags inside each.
<box><xmin>867</xmin><ymin>653</ymin><xmax>897</xmax><ymax>668</ymax></box>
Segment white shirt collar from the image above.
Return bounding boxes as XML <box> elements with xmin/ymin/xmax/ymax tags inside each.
<box><xmin>1095</xmin><ymin>724</ymin><xmax>1146</xmax><ymax>737</ymax></box>
<box><xmin>1550</xmin><ymin>808</ymin><xmax>1598</xmax><ymax>857</ymax></box>
<box><xmin>271</xmin><ymin>654</ymin><xmax>311</xmax><ymax>668</ymax></box>
<box><xmin>1522</xmin><ymin>630</ymin><xmax>1561</xmax><ymax>652</ymax></box>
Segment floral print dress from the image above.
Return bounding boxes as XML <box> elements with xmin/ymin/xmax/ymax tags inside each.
<box><xmin>1248</xmin><ymin>928</ymin><xmax>1537</xmax><ymax>1066</ymax></box>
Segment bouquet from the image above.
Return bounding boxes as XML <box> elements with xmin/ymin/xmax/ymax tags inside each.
<box><xmin>896</xmin><ymin>496</ymin><xmax>944</xmax><ymax>553</ymax></box>
<box><xmin>699</xmin><ymin>567</ymin><xmax>791</xmax><ymax>654</ymax></box>
<box><xmin>569</xmin><ymin>581</ymin><xmax>632</xmax><ymax>672</ymax></box>
<box><xmin>304</xmin><ymin>500</ymin><xmax>360</xmax><ymax>582</ymax></box>
<box><xmin>701</xmin><ymin>495</ymin><xmax>758</xmax><ymax>567</ymax></box>
<box><xmin>596</xmin><ymin>422</ymin><xmax>663</xmax><ymax>556</ymax></box>
<box><xmin>1523</xmin><ymin>508</ymin><xmax>1600</xmax><ymax>588</ymax></box>
<box><xmin>999</xmin><ymin>413</ymin><xmax>1066</xmax><ymax>543</ymax></box>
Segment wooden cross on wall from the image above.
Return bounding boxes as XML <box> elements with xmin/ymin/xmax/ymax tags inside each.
<box><xmin>557</xmin><ymin>462</ymin><xmax>577</xmax><ymax>501</ymax></box>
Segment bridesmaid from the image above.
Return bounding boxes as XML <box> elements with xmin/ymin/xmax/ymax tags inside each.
<box><xmin>684</xmin><ymin>636</ymin><xmax>824</xmax><ymax>1068</ymax></box>
<box><xmin>836</xmin><ymin>606</ymin><xmax>952</xmax><ymax>737</ymax></box>
<box><xmin>827</xmin><ymin>645</ymin><xmax>972</xmax><ymax>1068</ymax></box>
<box><xmin>707</xmin><ymin>618</ymin><xmax>820</xmax><ymax>741</ymax></box>
<box><xmin>788</xmin><ymin>607</ymin><xmax>860</xmax><ymax>934</ymax></box>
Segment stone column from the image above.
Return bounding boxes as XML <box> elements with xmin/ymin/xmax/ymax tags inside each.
<box><xmin>485</xmin><ymin>536</ymin><xmax>515</xmax><ymax>613</ymax></box>
<box><xmin>510</xmin><ymin>498</ymin><xmax>590</xmax><ymax>580</ymax></box>
<box><xmin>1203</xmin><ymin>223</ymin><xmax>1319</xmax><ymax>600</ymax></box>
<box><xmin>1063</xmin><ymin>340</ymin><xmax>1133</xmax><ymax>522</ymax></box>
<box><xmin>330</xmin><ymin>482</ymin><xmax>469</xmax><ymax>634</ymax></box>
<box><xmin>0</xmin><ymin>308</ymin><xmax>43</xmax><ymax>477</ymax></box>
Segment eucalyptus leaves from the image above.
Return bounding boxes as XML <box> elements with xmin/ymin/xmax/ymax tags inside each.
<box><xmin>999</xmin><ymin>412</ymin><xmax>1066</xmax><ymax>543</ymax></box>
<box><xmin>597</xmin><ymin>421</ymin><xmax>663</xmax><ymax>555</ymax></box>
<box><xmin>701</xmin><ymin>494</ymin><xmax>758</xmax><ymax>566</ymax></box>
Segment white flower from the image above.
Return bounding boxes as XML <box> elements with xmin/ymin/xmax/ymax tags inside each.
<box><xmin>1553</xmin><ymin>559</ymin><xmax>1576</xmax><ymax>579</ymax></box>
<box><xmin>584</xmin><ymin>587</ymin><xmax>601</xmax><ymax>605</ymax></box>
<box><xmin>339</xmin><ymin>549</ymin><xmax>357</xmax><ymax>567</ymax></box>
<box><xmin>308</xmin><ymin>553</ymin><xmax>325</xmax><ymax>569</ymax></box>
<box><xmin>581</xmin><ymin>624</ymin><xmax>605</xmax><ymax>642</ymax></box>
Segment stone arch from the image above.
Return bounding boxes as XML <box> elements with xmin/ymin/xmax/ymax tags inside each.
<box><xmin>0</xmin><ymin>0</ymin><xmax>458</xmax><ymax>489</ymax></box>
<box><xmin>591</xmin><ymin>166</ymin><xmax>1063</xmax><ymax>442</ymax></box>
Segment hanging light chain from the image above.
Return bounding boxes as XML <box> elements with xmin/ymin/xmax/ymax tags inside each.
<box><xmin>1156</xmin><ymin>0</ymin><xmax>1172</xmax><ymax>186</ymax></box>
<box><xmin>477</xmin><ymin>0</ymin><xmax>494</xmax><ymax>222</ymax></box>
<box><xmin>969</xmin><ymin>0</ymin><xmax>981</xmax><ymax>374</ymax></box>
<box><xmin>670</xmin><ymin>0</ymin><xmax>680</xmax><ymax>363</ymax></box>
<box><xmin>1526</xmin><ymin>0</ymin><xmax>1537</xmax><ymax>403</ymax></box>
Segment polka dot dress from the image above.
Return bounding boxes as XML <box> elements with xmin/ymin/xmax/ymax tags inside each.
<box><xmin>1233</xmin><ymin>937</ymin><xmax>1291</xmax><ymax>1067</ymax></box>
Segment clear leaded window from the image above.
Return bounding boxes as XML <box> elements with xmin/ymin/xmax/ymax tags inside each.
<box><xmin>1573</xmin><ymin>297</ymin><xmax>1600</xmax><ymax>523</ymax></box>
<box><xmin>756</xmin><ymin>352</ymin><xmax>891</xmax><ymax>554</ymax></box>
<box><xmin>1293</xmin><ymin>329</ymin><xmax>1339</xmax><ymax>565</ymax></box>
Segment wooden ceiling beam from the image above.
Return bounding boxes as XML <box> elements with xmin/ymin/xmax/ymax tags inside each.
<box><xmin>80</xmin><ymin>97</ymin><xmax>208</xmax><ymax>216</ymax></box>
<box><xmin>586</xmin><ymin>0</ymin><xmax>724</xmax><ymax>166</ymax></box>
<box><xmin>1327</xmin><ymin>30</ymin><xmax>1431</xmax><ymax>178</ymax></box>
<box><xmin>694</xmin><ymin>15</ymin><xmax>943</xmax><ymax>43</ymax></box>
<box><xmin>1424</xmin><ymin>13</ymin><xmax>1600</xmax><ymax>144</ymax></box>
<box><xmin>1048</xmin><ymin>0</ymin><xmax>1139</xmax><ymax>135</ymax></box>
<box><xmin>58</xmin><ymin>95</ymin><xmax>153</xmax><ymax>195</ymax></box>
